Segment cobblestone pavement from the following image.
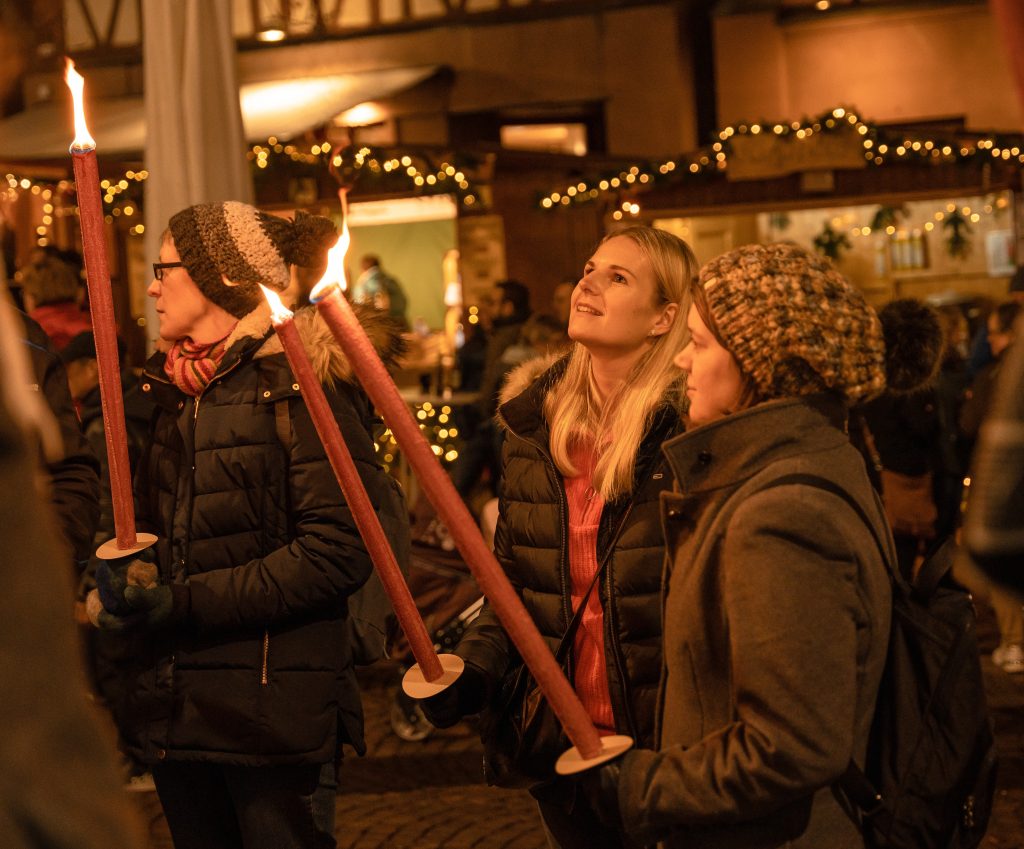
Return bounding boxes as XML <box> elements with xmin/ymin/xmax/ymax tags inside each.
<box><xmin>136</xmin><ymin>641</ymin><xmax>1024</xmax><ymax>849</ymax></box>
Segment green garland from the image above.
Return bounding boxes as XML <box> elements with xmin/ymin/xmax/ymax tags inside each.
<box><xmin>538</xmin><ymin>104</ymin><xmax>1024</xmax><ymax>212</ymax></box>
<box><xmin>812</xmin><ymin>221</ymin><xmax>851</xmax><ymax>262</ymax></box>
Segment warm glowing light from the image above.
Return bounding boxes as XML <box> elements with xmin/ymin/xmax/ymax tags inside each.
<box><xmin>257</xmin><ymin>28</ymin><xmax>286</xmax><ymax>42</ymax></box>
<box><xmin>261</xmin><ymin>284</ymin><xmax>294</xmax><ymax>324</ymax></box>
<box><xmin>309</xmin><ymin>222</ymin><xmax>351</xmax><ymax>302</ymax></box>
<box><xmin>64</xmin><ymin>59</ymin><xmax>96</xmax><ymax>150</ymax></box>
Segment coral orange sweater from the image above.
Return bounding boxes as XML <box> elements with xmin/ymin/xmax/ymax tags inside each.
<box><xmin>564</xmin><ymin>442</ymin><xmax>615</xmax><ymax>735</ymax></box>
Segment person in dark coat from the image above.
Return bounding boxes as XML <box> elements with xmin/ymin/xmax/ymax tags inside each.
<box><xmin>0</xmin><ymin>290</ymin><xmax>144</xmax><ymax>849</ymax></box>
<box><xmin>420</xmin><ymin>226</ymin><xmax>697</xmax><ymax>848</ymax></box>
<box><xmin>964</xmin><ymin>310</ymin><xmax>1024</xmax><ymax>596</ymax></box>
<box><xmin>587</xmin><ymin>244</ymin><xmax>898</xmax><ymax>849</ymax></box>
<box><xmin>19</xmin><ymin>310</ymin><xmax>101</xmax><ymax>571</ymax></box>
<box><xmin>451</xmin><ymin>278</ymin><xmax>533</xmax><ymax>499</ymax></box>
<box><xmin>87</xmin><ymin>202</ymin><xmax>398</xmax><ymax>849</ymax></box>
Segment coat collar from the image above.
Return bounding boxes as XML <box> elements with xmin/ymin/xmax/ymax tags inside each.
<box><xmin>662</xmin><ymin>394</ymin><xmax>849</xmax><ymax>495</ymax></box>
<box><xmin>496</xmin><ymin>353</ymin><xmax>569</xmax><ymax>441</ymax></box>
<box><xmin>142</xmin><ymin>301</ymin><xmax>405</xmax><ymax>391</ymax></box>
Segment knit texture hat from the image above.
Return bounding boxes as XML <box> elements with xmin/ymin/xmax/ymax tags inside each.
<box><xmin>698</xmin><ymin>243</ymin><xmax>886</xmax><ymax>403</ymax></box>
<box><xmin>168</xmin><ymin>201</ymin><xmax>337</xmax><ymax>318</ymax></box>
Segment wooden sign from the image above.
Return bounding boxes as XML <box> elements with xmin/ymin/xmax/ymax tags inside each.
<box><xmin>727</xmin><ymin>128</ymin><xmax>867</xmax><ymax>181</ymax></box>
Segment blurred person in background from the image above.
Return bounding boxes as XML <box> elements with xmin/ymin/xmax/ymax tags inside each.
<box><xmin>958</xmin><ymin>299</ymin><xmax>1024</xmax><ymax>673</ymax></box>
<box><xmin>20</xmin><ymin>254</ymin><xmax>91</xmax><ymax>352</ymax></box>
<box><xmin>0</xmin><ymin>286</ymin><xmax>144</xmax><ymax>849</ymax></box>
<box><xmin>964</xmin><ymin>310</ymin><xmax>1024</xmax><ymax>598</ymax></box>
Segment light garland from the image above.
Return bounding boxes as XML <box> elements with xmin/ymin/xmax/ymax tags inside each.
<box><xmin>248</xmin><ymin>140</ymin><xmax>480</xmax><ymax>207</ymax></box>
<box><xmin>840</xmin><ymin>193</ymin><xmax>1010</xmax><ymax>240</ymax></box>
<box><xmin>539</xmin><ymin>106</ymin><xmax>1024</xmax><ymax>212</ymax></box>
<box><xmin>374</xmin><ymin>402</ymin><xmax>460</xmax><ymax>473</ymax></box>
<box><xmin>2</xmin><ymin>168</ymin><xmax>148</xmax><ymax>243</ymax></box>
<box><xmin>3</xmin><ymin>139</ymin><xmax>482</xmax><ymax>249</ymax></box>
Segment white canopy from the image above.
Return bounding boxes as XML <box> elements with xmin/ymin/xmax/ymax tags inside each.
<box><xmin>0</xmin><ymin>65</ymin><xmax>439</xmax><ymax>161</ymax></box>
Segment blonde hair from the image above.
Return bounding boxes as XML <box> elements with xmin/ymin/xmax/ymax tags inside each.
<box><xmin>545</xmin><ymin>226</ymin><xmax>696</xmax><ymax>501</ymax></box>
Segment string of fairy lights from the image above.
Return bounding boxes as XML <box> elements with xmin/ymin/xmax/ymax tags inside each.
<box><xmin>248</xmin><ymin>140</ymin><xmax>480</xmax><ymax>207</ymax></box>
<box><xmin>374</xmin><ymin>402</ymin><xmax>460</xmax><ymax>473</ymax></box>
<box><xmin>838</xmin><ymin>193</ymin><xmax>1011</xmax><ymax>242</ymax></box>
<box><xmin>539</xmin><ymin>106</ymin><xmax>1024</xmax><ymax>218</ymax></box>
<box><xmin>1</xmin><ymin>140</ymin><xmax>482</xmax><ymax>248</ymax></box>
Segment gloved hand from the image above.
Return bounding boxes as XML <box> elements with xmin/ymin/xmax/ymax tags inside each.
<box><xmin>95</xmin><ymin>582</ymin><xmax>190</xmax><ymax>632</ymax></box>
<box><xmin>418</xmin><ymin>661</ymin><xmax>488</xmax><ymax>729</ymax></box>
<box><xmin>579</xmin><ymin>755</ymin><xmax>625</xmax><ymax>833</ymax></box>
<box><xmin>95</xmin><ymin>548</ymin><xmax>158</xmax><ymax>615</ymax></box>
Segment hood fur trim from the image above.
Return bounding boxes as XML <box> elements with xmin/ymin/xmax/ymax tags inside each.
<box><xmin>254</xmin><ymin>302</ymin><xmax>405</xmax><ymax>385</ymax></box>
<box><xmin>498</xmin><ymin>352</ymin><xmax>564</xmax><ymax>408</ymax></box>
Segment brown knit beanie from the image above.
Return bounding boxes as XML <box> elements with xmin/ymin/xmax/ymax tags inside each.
<box><xmin>168</xmin><ymin>201</ymin><xmax>337</xmax><ymax>318</ymax></box>
<box><xmin>698</xmin><ymin>243</ymin><xmax>886</xmax><ymax>403</ymax></box>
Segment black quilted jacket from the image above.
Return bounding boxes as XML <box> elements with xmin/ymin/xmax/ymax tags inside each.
<box><xmin>455</xmin><ymin>355</ymin><xmax>682</xmax><ymax>746</ymax></box>
<box><xmin>114</xmin><ymin>305</ymin><xmax>397</xmax><ymax>766</ymax></box>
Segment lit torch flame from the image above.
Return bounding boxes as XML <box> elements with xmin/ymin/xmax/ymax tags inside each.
<box><xmin>64</xmin><ymin>58</ymin><xmax>96</xmax><ymax>151</ymax></box>
<box><xmin>260</xmin><ymin>284</ymin><xmax>294</xmax><ymax>325</ymax></box>
<box><xmin>309</xmin><ymin>220</ymin><xmax>351</xmax><ymax>302</ymax></box>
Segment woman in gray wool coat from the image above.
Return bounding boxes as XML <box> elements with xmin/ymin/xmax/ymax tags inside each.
<box><xmin>588</xmin><ymin>243</ymin><xmax>909</xmax><ymax>849</ymax></box>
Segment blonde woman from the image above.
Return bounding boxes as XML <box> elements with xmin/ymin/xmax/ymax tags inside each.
<box><xmin>420</xmin><ymin>226</ymin><xmax>696</xmax><ymax>849</ymax></box>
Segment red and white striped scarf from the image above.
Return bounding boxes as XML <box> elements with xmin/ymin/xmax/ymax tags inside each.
<box><xmin>163</xmin><ymin>332</ymin><xmax>233</xmax><ymax>397</ymax></box>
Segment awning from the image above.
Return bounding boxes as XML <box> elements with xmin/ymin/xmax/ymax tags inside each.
<box><xmin>0</xmin><ymin>65</ymin><xmax>439</xmax><ymax>161</ymax></box>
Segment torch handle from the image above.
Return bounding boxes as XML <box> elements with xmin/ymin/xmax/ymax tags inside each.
<box><xmin>275</xmin><ymin>318</ymin><xmax>444</xmax><ymax>682</ymax></box>
<box><xmin>71</xmin><ymin>149</ymin><xmax>137</xmax><ymax>550</ymax></box>
<box><xmin>315</xmin><ymin>288</ymin><xmax>602</xmax><ymax>759</ymax></box>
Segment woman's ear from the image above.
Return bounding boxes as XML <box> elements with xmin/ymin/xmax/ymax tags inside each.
<box><xmin>649</xmin><ymin>302</ymin><xmax>679</xmax><ymax>338</ymax></box>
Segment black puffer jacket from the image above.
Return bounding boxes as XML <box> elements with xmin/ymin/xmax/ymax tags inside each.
<box><xmin>456</xmin><ymin>355</ymin><xmax>682</xmax><ymax>747</ymax></box>
<box><xmin>115</xmin><ymin>304</ymin><xmax>399</xmax><ymax>766</ymax></box>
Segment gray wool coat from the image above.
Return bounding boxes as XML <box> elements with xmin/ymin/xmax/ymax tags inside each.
<box><xmin>618</xmin><ymin>395</ymin><xmax>893</xmax><ymax>849</ymax></box>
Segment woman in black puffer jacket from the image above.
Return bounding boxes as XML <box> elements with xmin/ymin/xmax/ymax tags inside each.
<box><xmin>420</xmin><ymin>226</ymin><xmax>696</xmax><ymax>849</ymax></box>
<box><xmin>87</xmin><ymin>202</ymin><xmax>400</xmax><ymax>849</ymax></box>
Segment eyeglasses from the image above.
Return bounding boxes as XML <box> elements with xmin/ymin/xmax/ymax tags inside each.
<box><xmin>153</xmin><ymin>261</ymin><xmax>184</xmax><ymax>281</ymax></box>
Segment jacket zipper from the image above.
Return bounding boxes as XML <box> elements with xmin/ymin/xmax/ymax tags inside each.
<box><xmin>261</xmin><ymin>630</ymin><xmax>270</xmax><ymax>685</ymax></box>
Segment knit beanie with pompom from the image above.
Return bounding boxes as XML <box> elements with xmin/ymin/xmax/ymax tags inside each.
<box><xmin>168</xmin><ymin>201</ymin><xmax>337</xmax><ymax>318</ymax></box>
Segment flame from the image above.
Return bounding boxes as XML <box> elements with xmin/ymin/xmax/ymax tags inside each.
<box><xmin>260</xmin><ymin>284</ymin><xmax>294</xmax><ymax>324</ymax></box>
<box><xmin>64</xmin><ymin>58</ymin><xmax>96</xmax><ymax>150</ymax></box>
<box><xmin>309</xmin><ymin>220</ymin><xmax>351</xmax><ymax>302</ymax></box>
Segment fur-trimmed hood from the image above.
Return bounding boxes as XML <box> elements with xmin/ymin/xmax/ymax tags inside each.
<box><xmin>498</xmin><ymin>352</ymin><xmax>564</xmax><ymax>408</ymax></box>
<box><xmin>253</xmin><ymin>301</ymin><xmax>405</xmax><ymax>385</ymax></box>
<box><xmin>495</xmin><ymin>352</ymin><xmax>567</xmax><ymax>435</ymax></box>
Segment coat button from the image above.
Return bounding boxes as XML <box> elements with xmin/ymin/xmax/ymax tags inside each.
<box><xmin>142</xmin><ymin>383</ymin><xmax>151</xmax><ymax>392</ymax></box>
<box><xmin>698</xmin><ymin>450</ymin><xmax>712</xmax><ymax>465</ymax></box>
<box><xmin>177</xmin><ymin>401</ymin><xmax>184</xmax><ymax>410</ymax></box>
<box><xmin>156</xmin><ymin>748</ymin><xmax>167</xmax><ymax>760</ymax></box>
<box><xmin>292</xmin><ymin>383</ymin><xmax>299</xmax><ymax>391</ymax></box>
<box><xmin>263</xmin><ymin>390</ymin><xmax>272</xmax><ymax>398</ymax></box>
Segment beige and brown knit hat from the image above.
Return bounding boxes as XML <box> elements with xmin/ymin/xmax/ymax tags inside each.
<box><xmin>168</xmin><ymin>201</ymin><xmax>337</xmax><ymax>318</ymax></box>
<box><xmin>698</xmin><ymin>243</ymin><xmax>886</xmax><ymax>403</ymax></box>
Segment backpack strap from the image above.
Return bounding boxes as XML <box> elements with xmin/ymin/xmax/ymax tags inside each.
<box><xmin>765</xmin><ymin>472</ymin><xmax>906</xmax><ymax>593</ymax></box>
<box><xmin>756</xmin><ymin>471</ymin><xmax>899</xmax><ymax>833</ymax></box>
